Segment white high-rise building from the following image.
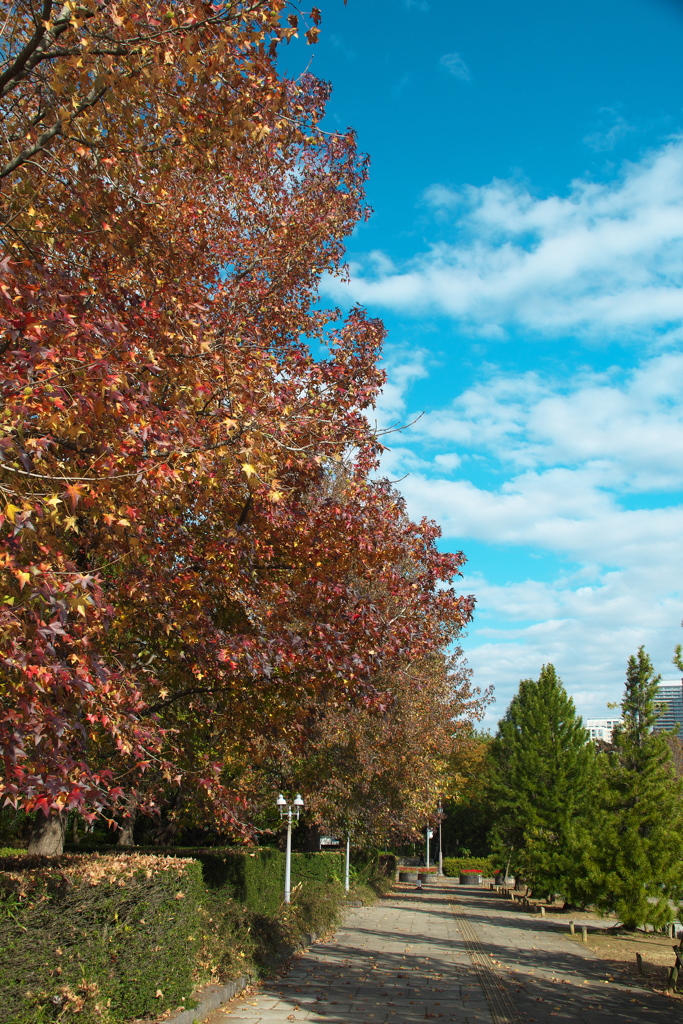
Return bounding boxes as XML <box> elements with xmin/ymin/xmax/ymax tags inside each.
<box><xmin>586</xmin><ymin>678</ymin><xmax>683</xmax><ymax>743</ymax></box>
<box><xmin>585</xmin><ymin>718</ymin><xmax>621</xmax><ymax>743</ymax></box>
<box><xmin>654</xmin><ymin>679</ymin><xmax>683</xmax><ymax>736</ymax></box>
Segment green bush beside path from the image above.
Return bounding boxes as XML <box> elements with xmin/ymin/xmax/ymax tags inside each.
<box><xmin>0</xmin><ymin>847</ymin><xmax>395</xmax><ymax>1024</ymax></box>
<box><xmin>442</xmin><ymin>856</ymin><xmax>498</xmax><ymax>877</ymax></box>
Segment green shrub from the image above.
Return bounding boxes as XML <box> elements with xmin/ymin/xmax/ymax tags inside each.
<box><xmin>0</xmin><ymin>853</ymin><xmax>202</xmax><ymax>1024</ymax></box>
<box><xmin>0</xmin><ymin>845</ymin><xmax>385</xmax><ymax>1024</ymax></box>
<box><xmin>292</xmin><ymin>850</ymin><xmax>345</xmax><ymax>888</ymax></box>
<box><xmin>350</xmin><ymin>849</ymin><xmax>397</xmax><ymax>883</ymax></box>
<box><xmin>288</xmin><ymin>878</ymin><xmax>344</xmax><ymax>936</ymax></box>
<box><xmin>192</xmin><ymin>847</ymin><xmax>285</xmax><ymax>915</ymax></box>
<box><xmin>62</xmin><ymin>846</ymin><xmax>348</xmax><ymax>915</ymax></box>
<box><xmin>442</xmin><ymin>855</ymin><xmax>499</xmax><ymax>877</ymax></box>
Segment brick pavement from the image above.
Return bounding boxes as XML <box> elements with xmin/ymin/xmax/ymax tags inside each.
<box><xmin>205</xmin><ymin>880</ymin><xmax>491</xmax><ymax>1024</ymax></box>
<box><xmin>456</xmin><ymin>884</ymin><xmax>682</xmax><ymax>1024</ymax></box>
<box><xmin>202</xmin><ymin>879</ymin><xmax>683</xmax><ymax>1024</ymax></box>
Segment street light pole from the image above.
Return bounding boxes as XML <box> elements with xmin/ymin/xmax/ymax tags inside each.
<box><xmin>438</xmin><ymin>800</ymin><xmax>444</xmax><ymax>877</ymax></box>
<box><xmin>345</xmin><ymin>834</ymin><xmax>350</xmax><ymax>892</ymax></box>
<box><xmin>277</xmin><ymin>793</ymin><xmax>304</xmax><ymax>904</ymax></box>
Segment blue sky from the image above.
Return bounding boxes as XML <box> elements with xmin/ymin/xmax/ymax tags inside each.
<box><xmin>284</xmin><ymin>0</ymin><xmax>683</xmax><ymax>726</ymax></box>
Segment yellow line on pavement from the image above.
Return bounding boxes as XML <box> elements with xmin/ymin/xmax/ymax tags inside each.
<box><xmin>451</xmin><ymin>897</ymin><xmax>524</xmax><ymax>1024</ymax></box>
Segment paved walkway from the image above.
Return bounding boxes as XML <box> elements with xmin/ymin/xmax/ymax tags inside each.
<box><xmin>205</xmin><ymin>879</ymin><xmax>682</xmax><ymax>1024</ymax></box>
<box><xmin>452</xmin><ymin>884</ymin><xmax>680</xmax><ymax>1024</ymax></box>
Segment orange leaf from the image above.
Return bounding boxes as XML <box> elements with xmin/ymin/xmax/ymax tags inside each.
<box><xmin>63</xmin><ymin>484</ymin><xmax>84</xmax><ymax>510</ymax></box>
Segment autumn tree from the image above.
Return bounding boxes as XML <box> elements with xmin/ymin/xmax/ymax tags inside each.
<box><xmin>0</xmin><ymin>0</ymin><xmax>373</xmax><ymax>839</ymax></box>
<box><xmin>109</xmin><ymin>475</ymin><xmax>475</xmax><ymax>845</ymax></box>
<box><xmin>118</xmin><ymin>469</ymin><xmax>476</xmax><ymax>844</ymax></box>
<box><xmin>0</xmin><ymin>0</ymin><xmax>309</xmax><ymax>186</ymax></box>
<box><xmin>0</xmin><ymin>1</ymin><xmax>476</xmax><ymax>852</ymax></box>
<box><xmin>274</xmin><ymin>649</ymin><xmax>483</xmax><ymax>847</ymax></box>
<box><xmin>440</xmin><ymin>730</ymin><xmax>495</xmax><ymax>858</ymax></box>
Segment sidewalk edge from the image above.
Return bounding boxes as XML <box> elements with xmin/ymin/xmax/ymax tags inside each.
<box><xmin>158</xmin><ymin>975</ymin><xmax>253</xmax><ymax>1024</ymax></box>
<box><xmin>156</xmin><ymin>932</ymin><xmax>320</xmax><ymax>1024</ymax></box>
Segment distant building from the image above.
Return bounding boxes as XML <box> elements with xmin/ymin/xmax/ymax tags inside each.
<box><xmin>654</xmin><ymin>679</ymin><xmax>683</xmax><ymax>736</ymax></box>
<box><xmin>586</xmin><ymin>679</ymin><xmax>683</xmax><ymax>743</ymax></box>
<box><xmin>586</xmin><ymin>718</ymin><xmax>621</xmax><ymax>744</ymax></box>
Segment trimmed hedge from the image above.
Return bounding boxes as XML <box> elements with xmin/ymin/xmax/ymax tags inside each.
<box><xmin>159</xmin><ymin>847</ymin><xmax>347</xmax><ymax>915</ymax></box>
<box><xmin>0</xmin><ymin>853</ymin><xmax>203</xmax><ymax>1024</ymax></box>
<box><xmin>194</xmin><ymin>847</ymin><xmax>293</xmax><ymax>915</ymax></box>
<box><xmin>351</xmin><ymin>850</ymin><xmax>396</xmax><ymax>882</ymax></box>
<box><xmin>0</xmin><ymin>846</ymin><xmax>397</xmax><ymax>1024</ymax></box>
<box><xmin>442</xmin><ymin>856</ymin><xmax>499</xmax><ymax>877</ymax></box>
<box><xmin>60</xmin><ymin>846</ymin><xmax>349</xmax><ymax>914</ymax></box>
<box><xmin>0</xmin><ymin>847</ymin><xmax>360</xmax><ymax>1024</ymax></box>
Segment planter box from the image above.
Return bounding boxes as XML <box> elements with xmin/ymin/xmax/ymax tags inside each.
<box><xmin>459</xmin><ymin>871</ymin><xmax>482</xmax><ymax>885</ymax></box>
<box><xmin>399</xmin><ymin>870</ymin><xmax>418</xmax><ymax>882</ymax></box>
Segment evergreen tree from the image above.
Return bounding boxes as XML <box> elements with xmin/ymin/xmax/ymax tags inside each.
<box><xmin>488</xmin><ymin>664</ymin><xmax>599</xmax><ymax>902</ymax></box>
<box><xmin>593</xmin><ymin>647</ymin><xmax>683</xmax><ymax>928</ymax></box>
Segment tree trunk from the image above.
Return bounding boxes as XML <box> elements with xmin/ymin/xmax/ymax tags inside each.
<box><xmin>302</xmin><ymin>823</ymin><xmax>321</xmax><ymax>852</ymax></box>
<box><xmin>28</xmin><ymin>810</ymin><xmax>66</xmax><ymax>856</ymax></box>
<box><xmin>117</xmin><ymin>811</ymin><xmax>136</xmax><ymax>846</ymax></box>
<box><xmin>154</xmin><ymin>818</ymin><xmax>178</xmax><ymax>846</ymax></box>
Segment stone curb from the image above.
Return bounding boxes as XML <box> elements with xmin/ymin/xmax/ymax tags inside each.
<box><xmin>156</xmin><ymin>931</ymin><xmax>321</xmax><ymax>1024</ymax></box>
<box><xmin>159</xmin><ymin>975</ymin><xmax>254</xmax><ymax>1024</ymax></box>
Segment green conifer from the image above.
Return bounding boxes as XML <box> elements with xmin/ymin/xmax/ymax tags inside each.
<box><xmin>593</xmin><ymin>647</ymin><xmax>683</xmax><ymax>928</ymax></box>
<box><xmin>488</xmin><ymin>664</ymin><xmax>599</xmax><ymax>902</ymax></box>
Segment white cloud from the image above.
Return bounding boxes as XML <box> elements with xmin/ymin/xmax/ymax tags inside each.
<box><xmin>325</xmin><ymin>139</ymin><xmax>683</xmax><ymax>341</ymax></box>
<box><xmin>463</xmin><ymin>568</ymin><xmax>683</xmax><ymax>726</ymax></box>
<box><xmin>351</xmin><ymin>139</ymin><xmax>683</xmax><ymax>724</ymax></box>
<box><xmin>399</xmin><ymin>470</ymin><xmax>683</xmax><ymax>570</ymax></box>
<box><xmin>422</xmin><ymin>184</ymin><xmax>463</xmax><ymax>210</ymax></box>
<box><xmin>434</xmin><ymin>452</ymin><xmax>462</xmax><ymax>471</ymax></box>
<box><xmin>439</xmin><ymin>53</ymin><xmax>471</xmax><ymax>81</ymax></box>
<box><xmin>386</xmin><ymin>354</ymin><xmax>683</xmax><ymax>574</ymax></box>
<box><xmin>366</xmin><ymin>250</ymin><xmax>397</xmax><ymax>276</ymax></box>
<box><xmin>584</xmin><ymin>108</ymin><xmax>636</xmax><ymax>153</ymax></box>
<box><xmin>377</xmin><ymin>352</ymin><xmax>683</xmax><ymax>724</ymax></box>
<box><xmin>413</xmin><ymin>353</ymin><xmax>683</xmax><ymax>491</ymax></box>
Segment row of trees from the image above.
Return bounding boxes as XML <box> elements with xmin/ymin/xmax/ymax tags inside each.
<box><xmin>446</xmin><ymin>649</ymin><xmax>683</xmax><ymax>929</ymax></box>
<box><xmin>0</xmin><ymin>0</ymin><xmax>483</xmax><ymax>853</ymax></box>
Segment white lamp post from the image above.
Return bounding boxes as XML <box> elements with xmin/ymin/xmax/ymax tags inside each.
<box><xmin>345</xmin><ymin>833</ymin><xmax>351</xmax><ymax>892</ymax></box>
<box><xmin>426</xmin><ymin>826</ymin><xmax>433</xmax><ymax>869</ymax></box>
<box><xmin>277</xmin><ymin>793</ymin><xmax>304</xmax><ymax>904</ymax></box>
<box><xmin>437</xmin><ymin>801</ymin><xmax>445</xmax><ymax>876</ymax></box>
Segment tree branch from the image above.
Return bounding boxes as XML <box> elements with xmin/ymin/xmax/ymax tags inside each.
<box><xmin>145</xmin><ymin>685</ymin><xmax>222</xmax><ymax>715</ymax></box>
<box><xmin>0</xmin><ymin>1</ymin><xmax>77</xmax><ymax>100</ymax></box>
<box><xmin>0</xmin><ymin>81</ymin><xmax>107</xmax><ymax>180</ymax></box>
